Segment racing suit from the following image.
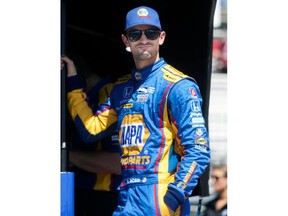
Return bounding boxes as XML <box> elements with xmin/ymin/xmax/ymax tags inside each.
<box><xmin>68</xmin><ymin>77</ymin><xmax>121</xmax><ymax>215</ymax></box>
<box><xmin>67</xmin><ymin>58</ymin><xmax>210</xmax><ymax>216</ymax></box>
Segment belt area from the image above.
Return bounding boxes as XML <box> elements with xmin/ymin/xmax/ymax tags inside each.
<box><xmin>120</xmin><ymin>173</ymin><xmax>173</xmax><ymax>189</ymax></box>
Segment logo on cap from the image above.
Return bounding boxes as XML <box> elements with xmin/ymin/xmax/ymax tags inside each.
<box><xmin>137</xmin><ymin>8</ymin><xmax>150</xmax><ymax>18</ymax></box>
<box><xmin>125</xmin><ymin>6</ymin><xmax>162</xmax><ymax>31</ymax></box>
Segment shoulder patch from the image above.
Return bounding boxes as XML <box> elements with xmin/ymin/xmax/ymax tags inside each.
<box><xmin>161</xmin><ymin>65</ymin><xmax>189</xmax><ymax>83</ymax></box>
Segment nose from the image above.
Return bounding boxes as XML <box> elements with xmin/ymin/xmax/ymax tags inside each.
<box><xmin>138</xmin><ymin>30</ymin><xmax>147</xmax><ymax>40</ymax></box>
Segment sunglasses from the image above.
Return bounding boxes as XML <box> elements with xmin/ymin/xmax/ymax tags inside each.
<box><xmin>126</xmin><ymin>29</ymin><xmax>161</xmax><ymax>42</ymax></box>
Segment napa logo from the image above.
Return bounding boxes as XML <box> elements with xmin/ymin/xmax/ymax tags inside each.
<box><xmin>120</xmin><ymin>114</ymin><xmax>150</xmax><ymax>156</ymax></box>
<box><xmin>120</xmin><ymin>123</ymin><xmax>145</xmax><ymax>147</ymax></box>
<box><xmin>135</xmin><ymin>72</ymin><xmax>142</xmax><ymax>81</ymax></box>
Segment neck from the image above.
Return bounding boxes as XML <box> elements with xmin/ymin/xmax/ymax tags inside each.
<box><xmin>134</xmin><ymin>56</ymin><xmax>160</xmax><ymax>70</ymax></box>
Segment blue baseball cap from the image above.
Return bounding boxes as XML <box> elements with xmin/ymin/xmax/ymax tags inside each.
<box><xmin>125</xmin><ymin>6</ymin><xmax>162</xmax><ymax>31</ymax></box>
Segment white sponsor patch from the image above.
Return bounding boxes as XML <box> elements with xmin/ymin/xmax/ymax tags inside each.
<box><xmin>136</xmin><ymin>94</ymin><xmax>149</xmax><ymax>102</ymax></box>
<box><xmin>111</xmin><ymin>135</ymin><xmax>119</xmax><ymax>142</ymax></box>
<box><xmin>192</xmin><ymin>117</ymin><xmax>205</xmax><ymax>124</ymax></box>
<box><xmin>192</xmin><ymin>124</ymin><xmax>205</xmax><ymax>128</ymax></box>
<box><xmin>190</xmin><ymin>112</ymin><xmax>203</xmax><ymax>117</ymax></box>
<box><xmin>195</xmin><ymin>145</ymin><xmax>208</xmax><ymax>152</ymax></box>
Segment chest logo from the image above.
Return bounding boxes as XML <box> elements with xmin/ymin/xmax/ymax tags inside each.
<box><xmin>123</xmin><ymin>87</ymin><xmax>133</xmax><ymax>98</ymax></box>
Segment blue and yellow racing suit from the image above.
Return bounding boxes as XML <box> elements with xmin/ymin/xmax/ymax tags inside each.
<box><xmin>68</xmin><ymin>77</ymin><xmax>121</xmax><ymax>191</ymax></box>
<box><xmin>67</xmin><ymin>58</ymin><xmax>210</xmax><ymax>216</ymax></box>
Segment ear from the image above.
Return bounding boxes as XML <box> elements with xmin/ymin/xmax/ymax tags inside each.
<box><xmin>159</xmin><ymin>31</ymin><xmax>166</xmax><ymax>45</ymax></box>
<box><xmin>121</xmin><ymin>34</ymin><xmax>130</xmax><ymax>47</ymax></box>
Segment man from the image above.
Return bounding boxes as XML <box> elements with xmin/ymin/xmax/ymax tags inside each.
<box><xmin>62</xmin><ymin>5</ymin><xmax>210</xmax><ymax>216</ymax></box>
<box><xmin>62</xmin><ymin>55</ymin><xmax>121</xmax><ymax>216</ymax></box>
<box><xmin>202</xmin><ymin>164</ymin><xmax>227</xmax><ymax>216</ymax></box>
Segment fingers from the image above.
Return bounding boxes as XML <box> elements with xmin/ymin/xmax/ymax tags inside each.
<box><xmin>61</xmin><ymin>55</ymin><xmax>69</xmax><ymax>70</ymax></box>
<box><xmin>61</xmin><ymin>58</ymin><xmax>66</xmax><ymax>70</ymax></box>
<box><xmin>61</xmin><ymin>55</ymin><xmax>73</xmax><ymax>64</ymax></box>
<box><xmin>60</xmin><ymin>55</ymin><xmax>77</xmax><ymax>77</ymax></box>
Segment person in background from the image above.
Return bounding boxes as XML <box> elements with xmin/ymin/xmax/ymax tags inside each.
<box><xmin>62</xmin><ymin>54</ymin><xmax>121</xmax><ymax>216</ymax></box>
<box><xmin>202</xmin><ymin>164</ymin><xmax>227</xmax><ymax>216</ymax></box>
<box><xmin>62</xmin><ymin>5</ymin><xmax>210</xmax><ymax>216</ymax></box>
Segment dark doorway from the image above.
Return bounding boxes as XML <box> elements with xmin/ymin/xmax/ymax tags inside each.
<box><xmin>61</xmin><ymin>0</ymin><xmax>217</xmax><ymax>197</ymax></box>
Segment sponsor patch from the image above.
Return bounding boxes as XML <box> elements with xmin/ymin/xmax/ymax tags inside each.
<box><xmin>120</xmin><ymin>114</ymin><xmax>150</xmax><ymax>156</ymax></box>
<box><xmin>176</xmin><ymin>181</ymin><xmax>187</xmax><ymax>190</ymax></box>
<box><xmin>192</xmin><ymin>117</ymin><xmax>205</xmax><ymax>124</ymax></box>
<box><xmin>135</xmin><ymin>72</ymin><xmax>142</xmax><ymax>80</ymax></box>
<box><xmin>182</xmin><ymin>161</ymin><xmax>197</xmax><ymax>184</ymax></box>
<box><xmin>189</xmin><ymin>87</ymin><xmax>198</xmax><ymax>98</ymax></box>
<box><xmin>195</xmin><ymin>144</ymin><xmax>208</xmax><ymax>152</ymax></box>
<box><xmin>121</xmin><ymin>155</ymin><xmax>151</xmax><ymax>166</ymax></box>
<box><xmin>136</xmin><ymin>94</ymin><xmax>149</xmax><ymax>102</ymax></box>
<box><xmin>138</xmin><ymin>86</ymin><xmax>155</xmax><ymax>94</ymax></box>
<box><xmin>192</xmin><ymin>124</ymin><xmax>205</xmax><ymax>128</ymax></box>
<box><xmin>125</xmin><ymin>176</ymin><xmax>148</xmax><ymax>185</ymax></box>
<box><xmin>194</xmin><ymin>137</ymin><xmax>207</xmax><ymax>145</ymax></box>
<box><xmin>195</xmin><ymin>128</ymin><xmax>204</xmax><ymax>136</ymax></box>
<box><xmin>191</xmin><ymin>100</ymin><xmax>201</xmax><ymax>112</ymax></box>
<box><xmin>123</xmin><ymin>103</ymin><xmax>133</xmax><ymax>108</ymax></box>
<box><xmin>123</xmin><ymin>87</ymin><xmax>133</xmax><ymax>98</ymax></box>
<box><xmin>190</xmin><ymin>112</ymin><xmax>203</xmax><ymax>117</ymax></box>
<box><xmin>111</xmin><ymin>135</ymin><xmax>118</xmax><ymax>142</ymax></box>
<box><xmin>121</xmin><ymin>123</ymin><xmax>145</xmax><ymax>147</ymax></box>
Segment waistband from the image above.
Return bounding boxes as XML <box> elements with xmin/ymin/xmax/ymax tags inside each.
<box><xmin>119</xmin><ymin>173</ymin><xmax>174</xmax><ymax>189</ymax></box>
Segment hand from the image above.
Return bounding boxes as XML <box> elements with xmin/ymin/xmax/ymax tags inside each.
<box><xmin>61</xmin><ymin>56</ymin><xmax>78</xmax><ymax>77</ymax></box>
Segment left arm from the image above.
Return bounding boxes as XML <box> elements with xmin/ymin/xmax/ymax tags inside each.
<box><xmin>164</xmin><ymin>79</ymin><xmax>210</xmax><ymax>211</ymax></box>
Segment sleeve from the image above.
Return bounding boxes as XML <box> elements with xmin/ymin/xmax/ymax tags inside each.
<box><xmin>100</xmin><ymin>129</ymin><xmax>120</xmax><ymax>153</ymax></box>
<box><xmin>66</xmin><ymin>75</ymin><xmax>118</xmax><ymax>143</ymax></box>
<box><xmin>163</xmin><ymin>78</ymin><xmax>210</xmax><ymax>211</ymax></box>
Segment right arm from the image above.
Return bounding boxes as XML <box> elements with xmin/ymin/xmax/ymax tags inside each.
<box><xmin>61</xmin><ymin>56</ymin><xmax>118</xmax><ymax>142</ymax></box>
<box><xmin>69</xmin><ymin>150</ymin><xmax>121</xmax><ymax>174</ymax></box>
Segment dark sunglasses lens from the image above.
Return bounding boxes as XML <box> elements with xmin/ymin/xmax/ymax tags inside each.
<box><xmin>127</xmin><ymin>31</ymin><xmax>142</xmax><ymax>42</ymax></box>
<box><xmin>127</xmin><ymin>29</ymin><xmax>160</xmax><ymax>42</ymax></box>
<box><xmin>145</xmin><ymin>29</ymin><xmax>159</xmax><ymax>40</ymax></box>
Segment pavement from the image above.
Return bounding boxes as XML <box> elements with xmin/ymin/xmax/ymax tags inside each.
<box><xmin>208</xmin><ymin>71</ymin><xmax>227</xmax><ymax>165</ymax></box>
